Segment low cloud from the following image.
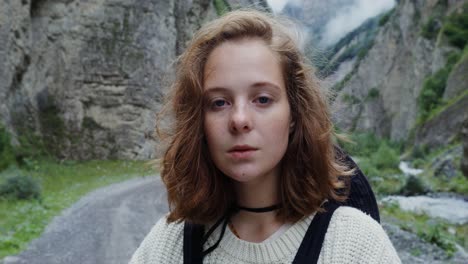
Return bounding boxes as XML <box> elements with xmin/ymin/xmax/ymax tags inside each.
<box><xmin>321</xmin><ymin>0</ymin><xmax>395</xmax><ymax>46</ymax></box>
<box><xmin>267</xmin><ymin>0</ymin><xmax>289</xmax><ymax>13</ymax></box>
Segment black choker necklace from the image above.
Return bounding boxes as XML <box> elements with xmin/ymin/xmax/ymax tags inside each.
<box><xmin>236</xmin><ymin>204</ymin><xmax>281</xmax><ymax>213</ymax></box>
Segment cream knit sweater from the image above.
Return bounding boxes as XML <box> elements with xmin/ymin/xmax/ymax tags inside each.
<box><xmin>129</xmin><ymin>206</ymin><xmax>401</xmax><ymax>263</ymax></box>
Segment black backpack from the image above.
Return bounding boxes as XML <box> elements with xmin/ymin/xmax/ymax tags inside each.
<box><xmin>183</xmin><ymin>147</ymin><xmax>379</xmax><ymax>263</ymax></box>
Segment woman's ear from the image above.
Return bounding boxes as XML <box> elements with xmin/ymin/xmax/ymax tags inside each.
<box><xmin>289</xmin><ymin>121</ymin><xmax>295</xmax><ymax>134</ymax></box>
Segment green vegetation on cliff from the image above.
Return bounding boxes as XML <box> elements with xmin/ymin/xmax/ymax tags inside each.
<box><xmin>379</xmin><ymin>8</ymin><xmax>394</xmax><ymax>27</ymax></box>
<box><xmin>417</xmin><ymin>50</ymin><xmax>465</xmax><ymax>124</ymax></box>
<box><xmin>442</xmin><ymin>3</ymin><xmax>468</xmax><ymax>49</ymax></box>
<box><xmin>415</xmin><ymin>3</ymin><xmax>468</xmax><ymax>124</ymax></box>
<box><xmin>319</xmin><ymin>16</ymin><xmax>380</xmax><ymax>79</ymax></box>
<box><xmin>213</xmin><ymin>0</ymin><xmax>230</xmax><ymax>16</ymax></box>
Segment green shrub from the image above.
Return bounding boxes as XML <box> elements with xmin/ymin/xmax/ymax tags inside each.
<box><xmin>379</xmin><ymin>9</ymin><xmax>394</xmax><ymax>27</ymax></box>
<box><xmin>0</xmin><ymin>126</ymin><xmax>15</xmax><ymax>171</ymax></box>
<box><xmin>417</xmin><ymin>67</ymin><xmax>450</xmax><ymax>122</ymax></box>
<box><xmin>399</xmin><ymin>175</ymin><xmax>428</xmax><ymax>195</ymax></box>
<box><xmin>446</xmin><ymin>172</ymin><xmax>468</xmax><ymax>194</ymax></box>
<box><xmin>446</xmin><ymin>51</ymin><xmax>462</xmax><ymax>66</ymax></box>
<box><xmin>410</xmin><ymin>144</ymin><xmax>430</xmax><ymax>159</ymax></box>
<box><xmin>412</xmin><ymin>158</ymin><xmax>426</xmax><ymax>169</ymax></box>
<box><xmin>340</xmin><ymin>132</ymin><xmax>381</xmax><ymax>157</ymax></box>
<box><xmin>357</xmin><ymin>158</ymin><xmax>380</xmax><ymax>178</ymax></box>
<box><xmin>372</xmin><ymin>142</ymin><xmax>400</xmax><ymax>170</ymax></box>
<box><xmin>417</xmin><ymin>221</ymin><xmax>456</xmax><ymax>257</ymax></box>
<box><xmin>363</xmin><ymin>87</ymin><xmax>381</xmax><ymax>104</ymax></box>
<box><xmin>442</xmin><ymin>5</ymin><xmax>468</xmax><ymax>49</ymax></box>
<box><xmin>421</xmin><ymin>17</ymin><xmax>442</xmax><ymax>39</ymax></box>
<box><xmin>0</xmin><ymin>175</ymin><xmax>41</xmax><ymax>200</ymax></box>
<box><xmin>213</xmin><ymin>0</ymin><xmax>230</xmax><ymax>16</ymax></box>
<box><xmin>14</xmin><ymin>133</ymin><xmax>48</xmax><ymax>165</ymax></box>
<box><xmin>342</xmin><ymin>94</ymin><xmax>361</xmax><ymax>105</ymax></box>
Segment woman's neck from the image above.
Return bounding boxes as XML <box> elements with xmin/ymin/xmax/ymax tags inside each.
<box><xmin>233</xmin><ymin>167</ymin><xmax>280</xmax><ymax>208</ymax></box>
<box><xmin>231</xmin><ymin>171</ymin><xmax>286</xmax><ymax>242</ymax></box>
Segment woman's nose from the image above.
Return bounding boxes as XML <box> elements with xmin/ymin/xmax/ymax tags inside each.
<box><xmin>229</xmin><ymin>103</ymin><xmax>252</xmax><ymax>133</ymax></box>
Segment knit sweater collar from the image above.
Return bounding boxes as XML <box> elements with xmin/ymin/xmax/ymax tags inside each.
<box><xmin>205</xmin><ymin>214</ymin><xmax>315</xmax><ymax>263</ymax></box>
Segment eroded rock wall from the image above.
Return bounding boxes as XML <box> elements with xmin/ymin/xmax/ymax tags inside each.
<box><xmin>333</xmin><ymin>0</ymin><xmax>466</xmax><ymax>143</ymax></box>
<box><xmin>0</xmin><ymin>0</ymin><xmax>218</xmax><ymax>159</ymax></box>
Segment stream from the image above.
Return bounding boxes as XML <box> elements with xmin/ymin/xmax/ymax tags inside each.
<box><xmin>381</xmin><ymin>161</ymin><xmax>468</xmax><ymax>225</ymax></box>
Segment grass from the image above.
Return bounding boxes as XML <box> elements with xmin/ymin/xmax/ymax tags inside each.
<box><xmin>381</xmin><ymin>202</ymin><xmax>467</xmax><ymax>256</ymax></box>
<box><xmin>0</xmin><ymin>159</ymin><xmax>155</xmax><ymax>258</ymax></box>
<box><xmin>341</xmin><ymin>132</ymin><xmax>468</xmax><ymax>255</ymax></box>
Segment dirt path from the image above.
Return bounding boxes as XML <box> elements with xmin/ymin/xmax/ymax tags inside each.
<box><xmin>3</xmin><ymin>175</ymin><xmax>467</xmax><ymax>264</ymax></box>
<box><xmin>3</xmin><ymin>176</ymin><xmax>167</xmax><ymax>264</ymax></box>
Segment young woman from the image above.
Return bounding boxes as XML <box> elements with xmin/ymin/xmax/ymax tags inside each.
<box><xmin>130</xmin><ymin>10</ymin><xmax>400</xmax><ymax>264</ymax></box>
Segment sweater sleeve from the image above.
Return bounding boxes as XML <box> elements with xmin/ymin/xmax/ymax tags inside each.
<box><xmin>319</xmin><ymin>206</ymin><xmax>401</xmax><ymax>264</ymax></box>
<box><xmin>128</xmin><ymin>216</ymin><xmax>184</xmax><ymax>264</ymax></box>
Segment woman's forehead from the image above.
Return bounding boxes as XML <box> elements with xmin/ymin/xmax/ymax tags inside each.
<box><xmin>203</xmin><ymin>39</ymin><xmax>284</xmax><ymax>91</ymax></box>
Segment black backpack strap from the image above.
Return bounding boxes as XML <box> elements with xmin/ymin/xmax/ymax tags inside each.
<box><xmin>183</xmin><ymin>216</ymin><xmax>229</xmax><ymax>264</ymax></box>
<box><xmin>334</xmin><ymin>146</ymin><xmax>380</xmax><ymax>223</ymax></box>
<box><xmin>292</xmin><ymin>201</ymin><xmax>340</xmax><ymax>264</ymax></box>
<box><xmin>183</xmin><ymin>222</ymin><xmax>204</xmax><ymax>264</ymax></box>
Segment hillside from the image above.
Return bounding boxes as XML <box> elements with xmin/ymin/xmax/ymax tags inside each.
<box><xmin>330</xmin><ymin>0</ymin><xmax>467</xmax><ymax>149</ymax></box>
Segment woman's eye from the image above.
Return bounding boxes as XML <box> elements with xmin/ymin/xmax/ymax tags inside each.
<box><xmin>212</xmin><ymin>99</ymin><xmax>228</xmax><ymax>108</ymax></box>
<box><xmin>257</xmin><ymin>96</ymin><xmax>270</xmax><ymax>104</ymax></box>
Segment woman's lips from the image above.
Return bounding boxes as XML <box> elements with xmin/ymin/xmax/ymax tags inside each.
<box><xmin>228</xmin><ymin>145</ymin><xmax>257</xmax><ymax>159</ymax></box>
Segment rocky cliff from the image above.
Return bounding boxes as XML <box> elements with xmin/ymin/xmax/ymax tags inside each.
<box><xmin>0</xmin><ymin>0</ymin><xmax>269</xmax><ymax>160</ymax></box>
<box><xmin>331</xmin><ymin>0</ymin><xmax>467</xmax><ymax>148</ymax></box>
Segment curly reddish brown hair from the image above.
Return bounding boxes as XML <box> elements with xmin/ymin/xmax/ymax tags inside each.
<box><xmin>157</xmin><ymin>10</ymin><xmax>351</xmax><ymax>224</ymax></box>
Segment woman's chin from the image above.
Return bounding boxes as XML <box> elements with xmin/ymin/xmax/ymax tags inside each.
<box><xmin>226</xmin><ymin>171</ymin><xmax>271</xmax><ymax>185</ymax></box>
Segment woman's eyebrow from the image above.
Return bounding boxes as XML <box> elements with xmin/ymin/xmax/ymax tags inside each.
<box><xmin>203</xmin><ymin>87</ymin><xmax>231</xmax><ymax>95</ymax></box>
<box><xmin>251</xmin><ymin>82</ymin><xmax>281</xmax><ymax>91</ymax></box>
<box><xmin>203</xmin><ymin>82</ymin><xmax>281</xmax><ymax>95</ymax></box>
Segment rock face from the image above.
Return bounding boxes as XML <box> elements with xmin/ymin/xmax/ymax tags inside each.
<box><xmin>332</xmin><ymin>0</ymin><xmax>467</xmax><ymax>143</ymax></box>
<box><xmin>444</xmin><ymin>53</ymin><xmax>468</xmax><ymax>100</ymax></box>
<box><xmin>382</xmin><ymin>221</ymin><xmax>468</xmax><ymax>263</ymax></box>
<box><xmin>0</xmin><ymin>0</ymin><xmax>31</xmax><ymax>145</ymax></box>
<box><xmin>0</xmin><ymin>0</ymin><xmax>219</xmax><ymax>160</ymax></box>
<box><xmin>0</xmin><ymin>0</ymin><xmax>271</xmax><ymax>160</ymax></box>
<box><xmin>414</xmin><ymin>94</ymin><xmax>468</xmax><ymax>149</ymax></box>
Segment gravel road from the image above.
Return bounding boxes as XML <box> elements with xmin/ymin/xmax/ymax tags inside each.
<box><xmin>3</xmin><ymin>176</ymin><xmax>167</xmax><ymax>264</ymax></box>
<box><xmin>3</xmin><ymin>175</ymin><xmax>467</xmax><ymax>264</ymax></box>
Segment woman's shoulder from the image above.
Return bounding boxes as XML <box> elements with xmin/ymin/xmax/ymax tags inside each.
<box><xmin>320</xmin><ymin>206</ymin><xmax>401</xmax><ymax>263</ymax></box>
<box><xmin>129</xmin><ymin>215</ymin><xmax>185</xmax><ymax>264</ymax></box>
<box><xmin>328</xmin><ymin>206</ymin><xmax>390</xmax><ymax>242</ymax></box>
<box><xmin>332</xmin><ymin>206</ymin><xmax>381</xmax><ymax>229</ymax></box>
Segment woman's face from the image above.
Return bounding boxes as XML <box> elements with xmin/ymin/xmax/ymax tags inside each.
<box><xmin>203</xmin><ymin>38</ymin><xmax>292</xmax><ymax>185</ymax></box>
